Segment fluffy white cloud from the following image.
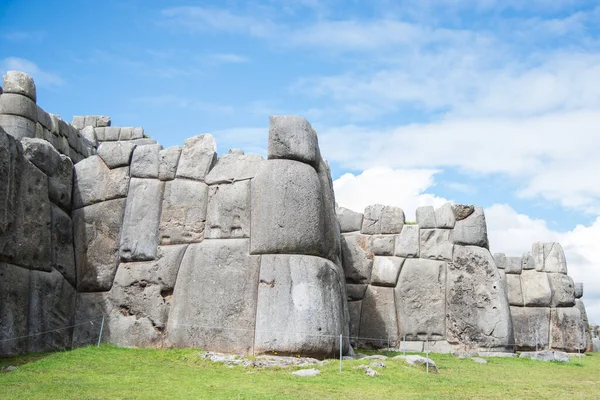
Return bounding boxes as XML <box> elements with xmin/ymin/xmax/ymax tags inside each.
<box><xmin>0</xmin><ymin>57</ymin><xmax>63</xmax><ymax>87</ymax></box>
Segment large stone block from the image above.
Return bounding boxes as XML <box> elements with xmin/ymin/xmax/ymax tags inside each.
<box><xmin>358</xmin><ymin>285</ymin><xmax>398</xmax><ymax>348</ymax></box>
<box><xmin>550</xmin><ymin>307</ymin><xmax>585</xmax><ymax>352</ymax></box>
<box><xmin>72</xmin><ymin>156</ymin><xmax>129</xmax><ymax>209</ymax></box>
<box><xmin>72</xmin><ymin>292</ymin><xmax>110</xmax><ymax>347</ymax></box>
<box><xmin>505</xmin><ymin>257</ymin><xmax>522</xmax><ymax>274</ymax></box>
<box><xmin>420</xmin><ymin>229</ymin><xmax>453</xmax><ymax>261</ymax></box>
<box><xmin>547</xmin><ymin>273</ymin><xmax>575</xmax><ymax>307</ymax></box>
<box><xmin>267</xmin><ymin>115</ymin><xmax>319</xmax><ymax>169</ymax></box>
<box><xmin>51</xmin><ymin>205</ymin><xmax>75</xmax><ymax>286</ymax></box>
<box><xmin>543</xmin><ymin>243</ymin><xmax>568</xmax><ymax>274</ymax></box>
<box><xmin>372</xmin><ymin>235</ymin><xmax>395</xmax><ymax>256</ymax></box>
<box><xmin>120</xmin><ymin>178</ymin><xmax>164</xmax><ymax>261</ymax></box>
<box><xmin>574</xmin><ymin>282</ymin><xmax>583</xmax><ymax>299</ymax></box>
<box><xmin>205</xmin><ymin>153</ymin><xmax>264</xmax><ymax>185</ymax></box>
<box><xmin>395</xmin><ymin>258</ymin><xmax>446</xmax><ymax>341</ymax></box>
<box><xmin>168</xmin><ymin>239</ymin><xmax>260</xmax><ymax>354</ymax></box>
<box><xmin>28</xmin><ymin>268</ymin><xmax>76</xmax><ymax>353</ymax></box>
<box><xmin>0</xmin><ymin>128</ymin><xmax>20</xmax><ymax>239</ymax></box>
<box><xmin>73</xmin><ymin>198</ymin><xmax>126</xmax><ymax>291</ymax></box>
<box><xmin>0</xmin><ymin>263</ymin><xmax>30</xmax><ymax>356</ymax></box>
<box><xmin>450</xmin><ymin>206</ymin><xmax>489</xmax><ymax>249</ymax></box>
<box><xmin>341</xmin><ymin>234</ymin><xmax>374</xmax><ymax>284</ymax></box>
<box><xmin>159</xmin><ymin>179</ymin><xmax>208</xmax><ymax>245</ymax></box>
<box><xmin>205</xmin><ymin>181</ymin><xmax>250</xmax><ymax>239</ymax></box>
<box><xmin>315</xmin><ymin>156</ymin><xmax>342</xmax><ymax>265</ymax></box>
<box><xmin>447</xmin><ymin>246</ymin><xmax>513</xmax><ymax>349</ymax></box>
<box><xmin>361</xmin><ymin>205</ymin><xmax>405</xmax><ymax>235</ymax></box>
<box><xmin>0</xmin><ymin>113</ymin><xmax>35</xmax><ymax>140</ymax></box>
<box><xmin>510</xmin><ymin>306</ymin><xmax>550</xmax><ymax>350</ymax></box>
<box><xmin>254</xmin><ymin>254</ymin><xmax>349</xmax><ymax>357</ymax></box>
<box><xmin>575</xmin><ymin>299</ymin><xmax>593</xmax><ymax>352</ymax></box>
<box><xmin>371</xmin><ymin>256</ymin><xmax>403</xmax><ymax>287</ymax></box>
<box><xmin>521</xmin><ymin>270</ymin><xmax>552</xmax><ymax>307</ymax></box>
<box><xmin>506</xmin><ymin>274</ymin><xmax>523</xmax><ymax>306</ymax></box>
<box><xmin>416</xmin><ymin>206</ymin><xmax>436</xmax><ymax>228</ymax></box>
<box><xmin>435</xmin><ymin>203</ymin><xmax>455</xmax><ymax>229</ymax></box>
<box><xmin>97</xmin><ymin>141</ymin><xmax>137</xmax><ymax>169</ymax></box>
<box><xmin>336</xmin><ymin>207</ymin><xmax>363</xmax><ymax>233</ymax></box>
<box><xmin>176</xmin><ymin>134</ymin><xmax>217</xmax><ymax>181</ymax></box>
<box><xmin>394</xmin><ymin>224</ymin><xmax>419</xmax><ymax>258</ymax></box>
<box><xmin>130</xmin><ymin>144</ymin><xmax>162</xmax><ymax>178</ymax></box>
<box><xmin>3</xmin><ymin>71</ymin><xmax>36</xmax><ymax>101</ymax></box>
<box><xmin>348</xmin><ymin>301</ymin><xmax>362</xmax><ymax>345</ymax></box>
<box><xmin>0</xmin><ymin>93</ymin><xmax>37</xmax><ymax>121</ymax></box>
<box><xmin>158</xmin><ymin>146</ymin><xmax>182</xmax><ymax>181</ymax></box>
<box><xmin>346</xmin><ymin>284</ymin><xmax>368</xmax><ymax>301</ymax></box>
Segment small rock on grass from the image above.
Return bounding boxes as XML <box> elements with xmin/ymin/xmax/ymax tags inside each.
<box><xmin>363</xmin><ymin>355</ymin><xmax>387</xmax><ymax>360</ymax></box>
<box><xmin>370</xmin><ymin>362</ymin><xmax>386</xmax><ymax>369</ymax></box>
<box><xmin>394</xmin><ymin>355</ymin><xmax>439</xmax><ymax>374</ymax></box>
<box><xmin>471</xmin><ymin>357</ymin><xmax>487</xmax><ymax>364</ymax></box>
<box><xmin>292</xmin><ymin>368</ymin><xmax>320</xmax><ymax>377</ymax></box>
<box><xmin>356</xmin><ymin>365</ymin><xmax>379</xmax><ymax>377</ymax></box>
<box><xmin>5</xmin><ymin>366</ymin><xmax>17</xmax><ymax>372</ymax></box>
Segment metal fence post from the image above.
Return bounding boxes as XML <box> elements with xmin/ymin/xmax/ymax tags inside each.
<box><xmin>339</xmin><ymin>334</ymin><xmax>343</xmax><ymax>372</ymax></box>
<box><xmin>97</xmin><ymin>316</ymin><xmax>105</xmax><ymax>347</ymax></box>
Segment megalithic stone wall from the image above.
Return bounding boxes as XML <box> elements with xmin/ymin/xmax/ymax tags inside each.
<box><xmin>338</xmin><ymin>204</ymin><xmax>514</xmax><ymax>352</ymax></box>
<box><xmin>496</xmin><ymin>243</ymin><xmax>590</xmax><ymax>352</ymax></box>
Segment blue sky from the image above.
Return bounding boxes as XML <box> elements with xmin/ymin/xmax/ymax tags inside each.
<box><xmin>3</xmin><ymin>0</ymin><xmax>600</xmax><ymax>320</ymax></box>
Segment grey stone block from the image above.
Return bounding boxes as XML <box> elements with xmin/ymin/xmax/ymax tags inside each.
<box><xmin>104</xmin><ymin>127</ymin><xmax>121</xmax><ymax>141</ymax></box>
<box><xmin>370</xmin><ymin>256</ymin><xmax>403</xmax><ymax>287</ymax></box>
<box><xmin>97</xmin><ymin>141</ymin><xmax>137</xmax><ymax>168</ymax></box>
<box><xmin>341</xmin><ymin>234</ymin><xmax>374</xmax><ymax>284</ymax></box>
<box><xmin>159</xmin><ymin>179</ymin><xmax>208</xmax><ymax>245</ymax></box>
<box><xmin>416</xmin><ymin>206</ymin><xmax>436</xmax><ymax>228</ymax></box>
<box><xmin>522</xmin><ymin>252</ymin><xmax>534</xmax><ymax>270</ymax></box>
<box><xmin>0</xmin><ymin>114</ymin><xmax>36</xmax><ymax>139</ymax></box>
<box><xmin>450</xmin><ymin>206</ymin><xmax>489</xmax><ymax>249</ymax></box>
<box><xmin>348</xmin><ymin>301</ymin><xmax>362</xmax><ymax>345</ymax></box>
<box><xmin>346</xmin><ymin>284</ymin><xmax>368</xmax><ymax>301</ymax></box>
<box><xmin>72</xmin><ymin>292</ymin><xmax>110</xmax><ymax>347</ymax></box>
<box><xmin>336</xmin><ymin>207</ymin><xmax>363</xmax><ymax>233</ymax></box>
<box><xmin>268</xmin><ymin>115</ymin><xmax>319</xmax><ymax>169</ymax></box>
<box><xmin>420</xmin><ymin>229</ymin><xmax>453</xmax><ymax>261</ymax></box>
<box><xmin>130</xmin><ymin>144</ymin><xmax>162</xmax><ymax>178</ymax></box>
<box><xmin>176</xmin><ymin>134</ymin><xmax>217</xmax><ymax>181</ymax></box>
<box><xmin>205</xmin><ymin>181</ymin><xmax>250</xmax><ymax>239</ymax></box>
<box><xmin>506</xmin><ymin>274</ymin><xmax>523</xmax><ymax>306</ymax></box>
<box><xmin>361</xmin><ymin>205</ymin><xmax>405</xmax><ymax>235</ymax></box>
<box><xmin>505</xmin><ymin>257</ymin><xmax>522</xmax><ymax>274</ymax></box>
<box><xmin>72</xmin><ymin>116</ymin><xmax>85</xmax><ymax>129</ymax></box>
<box><xmin>0</xmin><ymin>93</ymin><xmax>37</xmax><ymax>121</ymax></box>
<box><xmin>158</xmin><ymin>146</ymin><xmax>182</xmax><ymax>181</ymax></box>
<box><xmin>131</xmin><ymin>127</ymin><xmax>143</xmax><ymax>139</ymax></box>
<box><xmin>543</xmin><ymin>243</ymin><xmax>568</xmax><ymax>274</ymax></box>
<box><xmin>550</xmin><ymin>307</ymin><xmax>585</xmax><ymax>352</ymax></box>
<box><xmin>51</xmin><ymin>205</ymin><xmax>75</xmax><ymax>286</ymax></box>
<box><xmin>394</xmin><ymin>224</ymin><xmax>419</xmax><ymax>258</ymax></box>
<box><xmin>435</xmin><ymin>202</ymin><xmax>455</xmax><ymax>228</ymax></box>
<box><xmin>72</xmin><ymin>156</ymin><xmax>130</xmax><ymax>209</ymax></box>
<box><xmin>547</xmin><ymin>273</ymin><xmax>575</xmax><ymax>307</ymax></box>
<box><xmin>359</xmin><ymin>285</ymin><xmax>398</xmax><ymax>348</ymax></box>
<box><xmin>205</xmin><ymin>153</ymin><xmax>264</xmax><ymax>185</ymax></box>
<box><xmin>574</xmin><ymin>282</ymin><xmax>583</xmax><ymax>299</ymax></box>
<box><xmin>511</xmin><ymin>306</ymin><xmax>550</xmax><ymax>350</ymax></box>
<box><xmin>3</xmin><ymin>71</ymin><xmax>36</xmax><ymax>101</ymax></box>
<box><xmin>452</xmin><ymin>204</ymin><xmax>474</xmax><ymax>221</ymax></box>
<box><xmin>0</xmin><ymin>263</ymin><xmax>30</xmax><ymax>356</ymax></box>
<box><xmin>361</xmin><ymin>204</ymin><xmax>385</xmax><ymax>234</ymax></box>
<box><xmin>521</xmin><ymin>270</ymin><xmax>552</xmax><ymax>307</ymax></box>
<box><xmin>372</xmin><ymin>235</ymin><xmax>395</xmax><ymax>256</ymax></box>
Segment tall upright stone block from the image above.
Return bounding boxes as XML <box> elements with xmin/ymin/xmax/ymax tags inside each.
<box><xmin>341</xmin><ymin>234</ymin><xmax>374</xmax><ymax>284</ymax></box>
<box><xmin>159</xmin><ymin>179</ymin><xmax>208</xmax><ymax>245</ymax></box>
<box><xmin>395</xmin><ymin>224</ymin><xmax>420</xmax><ymax>258</ymax></box>
<box><xmin>267</xmin><ymin>115</ymin><xmax>319</xmax><ymax>169</ymax></box>
<box><xmin>450</xmin><ymin>206</ymin><xmax>488</xmax><ymax>249</ymax></box>
<box><xmin>51</xmin><ymin>204</ymin><xmax>76</xmax><ymax>286</ymax></box>
<box><xmin>205</xmin><ymin>181</ymin><xmax>250</xmax><ymax>239</ymax></box>
<box><xmin>176</xmin><ymin>134</ymin><xmax>217</xmax><ymax>181</ymax></box>
<box><xmin>0</xmin><ymin>263</ymin><xmax>30</xmax><ymax>356</ymax></box>
<box><xmin>358</xmin><ymin>285</ymin><xmax>398</xmax><ymax>348</ymax></box>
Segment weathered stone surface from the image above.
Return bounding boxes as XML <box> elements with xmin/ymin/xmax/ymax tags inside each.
<box><xmin>547</xmin><ymin>273</ymin><xmax>575</xmax><ymax>307</ymax></box>
<box><xmin>522</xmin><ymin>252</ymin><xmax>534</xmax><ymax>270</ymax></box>
<box><xmin>347</xmin><ymin>284</ymin><xmax>368</xmax><ymax>301</ymax></box>
<box><xmin>531</xmin><ymin>242</ymin><xmax>545</xmax><ymax>272</ymax></box>
<box><xmin>575</xmin><ymin>299</ymin><xmax>593</xmax><ymax>352</ymax></box>
<box><xmin>397</xmin><ymin>355</ymin><xmax>439</xmax><ymax>373</ymax></box>
<box><xmin>292</xmin><ymin>369</ymin><xmax>321</xmax><ymax>377</ymax></box>
<box><xmin>398</xmin><ymin>341</ymin><xmax>424</xmax><ymax>352</ymax></box>
<box><xmin>228</xmin><ymin>148</ymin><xmax>244</xmax><ymax>155</ymax></box>
<box><xmin>205</xmin><ymin>181</ymin><xmax>250</xmax><ymax>239</ymax></box>
<box><xmin>505</xmin><ymin>274</ymin><xmax>523</xmax><ymax>306</ymax></box>
<box><xmin>348</xmin><ymin>300</ymin><xmax>362</xmax><ymax>345</ymax></box>
<box><xmin>176</xmin><ymin>134</ymin><xmax>217</xmax><ymax>181</ymax></box>
<box><xmin>336</xmin><ymin>207</ymin><xmax>363</xmax><ymax>233</ymax></box>
<box><xmin>371</xmin><ymin>256</ymin><xmax>403</xmax><ymax>287</ymax></box>
<box><xmin>255</xmin><ymin>254</ymin><xmax>349</xmax><ymax>357</ymax></box>
<box><xmin>372</xmin><ymin>235</ymin><xmax>395</xmax><ymax>256</ymax></box>
<box><xmin>250</xmin><ymin>160</ymin><xmax>333</xmax><ymax>259</ymax></box>
<box><xmin>504</xmin><ymin>257</ymin><xmax>522</xmax><ymax>274</ymax></box>
<box><xmin>3</xmin><ymin>71</ymin><xmax>36</xmax><ymax>101</ymax></box>
<box><xmin>341</xmin><ymin>234</ymin><xmax>374</xmax><ymax>284</ymax></box>
<box><xmin>359</xmin><ymin>286</ymin><xmax>398</xmax><ymax>348</ymax></box>
<box><xmin>73</xmin><ymin>198</ymin><xmax>126</xmax><ymax>291</ymax></box>
<box><xmin>97</xmin><ymin>141</ymin><xmax>136</xmax><ymax>169</ymax></box>
<box><xmin>130</xmin><ymin>144</ymin><xmax>161</xmax><ymax>178</ymax></box>
<box><xmin>521</xmin><ymin>270</ymin><xmax>552</xmax><ymax>307</ymax></box>
<box><xmin>361</xmin><ymin>204</ymin><xmax>385</xmax><ymax>235</ymax></box>
<box><xmin>519</xmin><ymin>350</ymin><xmax>570</xmax><ymax>362</ymax></box>
<box><xmin>574</xmin><ymin>282</ymin><xmax>583</xmax><ymax>299</ymax></box>
<box><xmin>0</xmin><ymin>93</ymin><xmax>37</xmax><ymax>121</ymax></box>
<box><xmin>450</xmin><ymin>207</ymin><xmax>488</xmax><ymax>249</ymax></box>
<box><xmin>510</xmin><ymin>306</ymin><xmax>550</xmax><ymax>350</ymax></box>
<box><xmin>0</xmin><ymin>129</ymin><xmax>20</xmax><ymax>242</ymax></box>
<box><xmin>104</xmin><ymin>126</ymin><xmax>121</xmax><ymax>141</ymax></box>
<box><xmin>395</xmin><ymin>258</ymin><xmax>446</xmax><ymax>341</ymax></box>
<box><xmin>28</xmin><ymin>268</ymin><xmax>76</xmax><ymax>353</ymax></box>
<box><xmin>167</xmin><ymin>240</ymin><xmax>259</xmax><ymax>354</ymax></box>
<box><xmin>452</xmin><ymin>204</ymin><xmax>474</xmax><ymax>221</ymax></box>
<box><xmin>120</xmin><ymin>178</ymin><xmax>164</xmax><ymax>261</ymax></box>
<box><xmin>394</xmin><ymin>225</ymin><xmax>419</xmax><ymax>258</ymax></box>
<box><xmin>316</xmin><ymin>156</ymin><xmax>342</xmax><ymax>265</ymax></box>
<box><xmin>0</xmin><ymin>263</ymin><xmax>30</xmax><ymax>356</ymax></box>
<box><xmin>80</xmin><ymin>126</ymin><xmax>97</xmax><ymax>147</ymax></box>
<box><xmin>50</xmin><ymin>205</ymin><xmax>75</xmax><ymax>286</ymax></box>
<box><xmin>428</xmin><ymin>340</ymin><xmax>454</xmax><ymax>354</ymax></box>
<box><xmin>160</xmin><ymin>179</ymin><xmax>208</xmax><ymax>245</ymax></box>
<box><xmin>361</xmin><ymin>205</ymin><xmax>405</xmax><ymax>234</ymax></box>
<box><xmin>158</xmin><ymin>146</ymin><xmax>182</xmax><ymax>181</ymax></box>
<box><xmin>543</xmin><ymin>243</ymin><xmax>568</xmax><ymax>274</ymax></box>
<box><xmin>435</xmin><ymin>203</ymin><xmax>456</xmax><ymax>229</ymax></box>
<box><xmin>420</xmin><ymin>229</ymin><xmax>453</xmax><ymax>261</ymax></box>
<box><xmin>205</xmin><ymin>153</ymin><xmax>264</xmax><ymax>185</ymax></box>
<box><xmin>72</xmin><ymin>156</ymin><xmax>129</xmax><ymax>209</ymax></box>
<box><xmin>447</xmin><ymin>246</ymin><xmax>513</xmax><ymax>349</ymax></box>
<box><xmin>493</xmin><ymin>253</ymin><xmax>506</xmax><ymax>269</ymax></box>
<box><xmin>72</xmin><ymin>292</ymin><xmax>110</xmax><ymax>347</ymax></box>
<box><xmin>268</xmin><ymin>115</ymin><xmax>319</xmax><ymax>169</ymax></box>
<box><xmin>550</xmin><ymin>308</ymin><xmax>585</xmax><ymax>352</ymax></box>
<box><xmin>0</xmin><ymin>114</ymin><xmax>36</xmax><ymax>139</ymax></box>
<box><xmin>416</xmin><ymin>206</ymin><xmax>436</xmax><ymax>228</ymax></box>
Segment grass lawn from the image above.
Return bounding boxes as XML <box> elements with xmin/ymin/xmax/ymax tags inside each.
<box><xmin>1</xmin><ymin>345</ymin><xmax>599</xmax><ymax>399</ymax></box>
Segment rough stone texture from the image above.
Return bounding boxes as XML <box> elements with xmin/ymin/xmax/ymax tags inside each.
<box><xmin>397</xmin><ymin>355</ymin><xmax>439</xmax><ymax>373</ymax></box>
<box><xmin>510</xmin><ymin>306</ymin><xmax>550</xmax><ymax>350</ymax></box>
<box><xmin>3</xmin><ymin>71</ymin><xmax>37</xmax><ymax>101</ymax></box>
<box><xmin>0</xmin><ymin>263</ymin><xmax>30</xmax><ymax>356</ymax></box>
<box><xmin>97</xmin><ymin>141</ymin><xmax>136</xmax><ymax>169</ymax></box>
<box><xmin>435</xmin><ymin>203</ymin><xmax>456</xmax><ymax>229</ymax></box>
<box><xmin>420</xmin><ymin>229</ymin><xmax>453</xmax><ymax>261</ymax></box>
<box><xmin>158</xmin><ymin>146</ymin><xmax>182</xmax><ymax>181</ymax></box>
<box><xmin>452</xmin><ymin>204</ymin><xmax>475</xmax><ymax>221</ymax></box>
<box><xmin>315</xmin><ymin>157</ymin><xmax>342</xmax><ymax>265</ymax></box>
<box><xmin>550</xmin><ymin>307</ymin><xmax>585</xmax><ymax>352</ymax></box>
<box><xmin>130</xmin><ymin>144</ymin><xmax>162</xmax><ymax>178</ymax></box>
<box><xmin>205</xmin><ymin>153</ymin><xmax>264</xmax><ymax>185</ymax></box>
<box><xmin>336</xmin><ymin>207</ymin><xmax>363</xmax><ymax>233</ymax></box>
<box><xmin>372</xmin><ymin>235</ymin><xmax>395</xmax><ymax>256</ymax></box>
<box><xmin>0</xmin><ymin>114</ymin><xmax>36</xmax><ymax>140</ymax></box>
<box><xmin>120</xmin><ymin>178</ymin><xmax>164</xmax><ymax>262</ymax></box>
<box><xmin>394</xmin><ymin>225</ymin><xmax>420</xmax><ymax>258</ymax></box>
<box><xmin>205</xmin><ymin>181</ymin><xmax>250</xmax><ymax>239</ymax></box>
<box><xmin>341</xmin><ymin>234</ymin><xmax>374</xmax><ymax>284</ymax></box>
<box><xmin>521</xmin><ymin>270</ymin><xmax>552</xmax><ymax>307</ymax></box>
<box><xmin>268</xmin><ymin>115</ymin><xmax>319</xmax><ymax>169</ymax></box>
<box><xmin>159</xmin><ymin>179</ymin><xmax>208</xmax><ymax>245</ymax></box>
<box><xmin>505</xmin><ymin>274</ymin><xmax>523</xmax><ymax>306</ymax></box>
<box><xmin>358</xmin><ymin>286</ymin><xmax>398</xmax><ymax>348</ymax></box>
<box><xmin>504</xmin><ymin>257</ymin><xmax>522</xmax><ymax>274</ymax></box>
<box><xmin>370</xmin><ymin>256</ymin><xmax>404</xmax><ymax>287</ymax></box>
<box><xmin>450</xmin><ymin>207</ymin><xmax>488</xmax><ymax>249</ymax></box>
<box><xmin>446</xmin><ymin>246</ymin><xmax>513</xmax><ymax>349</ymax></box>
<box><xmin>80</xmin><ymin>126</ymin><xmax>97</xmax><ymax>147</ymax></box>
<box><xmin>547</xmin><ymin>273</ymin><xmax>575</xmax><ymax>307</ymax></box>
<box><xmin>0</xmin><ymin>131</ymin><xmax>22</xmax><ymax>260</ymax></box>
<box><xmin>348</xmin><ymin>301</ymin><xmax>362</xmax><ymax>344</ymax></box>
<box><xmin>292</xmin><ymin>369</ymin><xmax>321</xmax><ymax>377</ymax></box>
<box><xmin>73</xmin><ymin>198</ymin><xmax>126</xmax><ymax>292</ymax></box>
<box><xmin>28</xmin><ymin>268</ymin><xmax>76</xmax><ymax>353</ymax></box>
<box><xmin>395</xmin><ymin>259</ymin><xmax>446</xmax><ymax>341</ymax></box>
<box><xmin>50</xmin><ymin>205</ymin><xmax>75</xmax><ymax>286</ymax></box>
<box><xmin>519</xmin><ymin>350</ymin><xmax>570</xmax><ymax>362</ymax></box>
<box><xmin>361</xmin><ymin>204</ymin><xmax>385</xmax><ymax>235</ymax></box>
<box><xmin>347</xmin><ymin>284</ymin><xmax>368</xmax><ymax>302</ymax></box>
<box><xmin>575</xmin><ymin>299</ymin><xmax>593</xmax><ymax>352</ymax></box>
<box><xmin>574</xmin><ymin>282</ymin><xmax>583</xmax><ymax>299</ymax></box>
<box><xmin>176</xmin><ymin>134</ymin><xmax>217</xmax><ymax>181</ymax></box>
<box><xmin>72</xmin><ymin>156</ymin><xmax>129</xmax><ymax>209</ymax></box>
<box><xmin>104</xmin><ymin>126</ymin><xmax>121</xmax><ymax>141</ymax></box>
<box><xmin>254</xmin><ymin>254</ymin><xmax>349</xmax><ymax>357</ymax></box>
<box><xmin>362</xmin><ymin>205</ymin><xmax>405</xmax><ymax>235</ymax></box>
<box><xmin>493</xmin><ymin>253</ymin><xmax>505</xmax><ymax>269</ymax></box>
<box><xmin>72</xmin><ymin>292</ymin><xmax>110</xmax><ymax>347</ymax></box>
<box><xmin>0</xmin><ymin>93</ymin><xmax>38</xmax><ymax>121</ymax></box>
<box><xmin>522</xmin><ymin>252</ymin><xmax>534</xmax><ymax>270</ymax></box>
<box><xmin>416</xmin><ymin>206</ymin><xmax>436</xmax><ymax>229</ymax></box>
<box><xmin>543</xmin><ymin>243</ymin><xmax>568</xmax><ymax>274</ymax></box>
<box><xmin>168</xmin><ymin>239</ymin><xmax>260</xmax><ymax>354</ymax></box>
<box><xmin>531</xmin><ymin>242</ymin><xmax>545</xmax><ymax>272</ymax></box>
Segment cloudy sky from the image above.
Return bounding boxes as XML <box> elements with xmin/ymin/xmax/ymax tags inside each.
<box><xmin>2</xmin><ymin>1</ymin><xmax>600</xmax><ymax>322</ymax></box>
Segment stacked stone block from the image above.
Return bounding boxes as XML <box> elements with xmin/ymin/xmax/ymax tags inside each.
<box><xmin>497</xmin><ymin>243</ymin><xmax>589</xmax><ymax>352</ymax></box>
<box><xmin>339</xmin><ymin>203</ymin><xmax>513</xmax><ymax>352</ymax></box>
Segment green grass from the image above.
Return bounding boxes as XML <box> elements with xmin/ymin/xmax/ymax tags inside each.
<box><xmin>1</xmin><ymin>345</ymin><xmax>599</xmax><ymax>399</ymax></box>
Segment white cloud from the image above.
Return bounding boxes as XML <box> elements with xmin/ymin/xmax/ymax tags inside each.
<box><xmin>0</xmin><ymin>57</ymin><xmax>63</xmax><ymax>87</ymax></box>
<box><xmin>209</xmin><ymin>53</ymin><xmax>249</xmax><ymax>63</ymax></box>
<box><xmin>133</xmin><ymin>95</ymin><xmax>234</xmax><ymax>114</ymax></box>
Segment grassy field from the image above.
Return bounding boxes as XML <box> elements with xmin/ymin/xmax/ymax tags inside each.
<box><xmin>1</xmin><ymin>345</ymin><xmax>599</xmax><ymax>399</ymax></box>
